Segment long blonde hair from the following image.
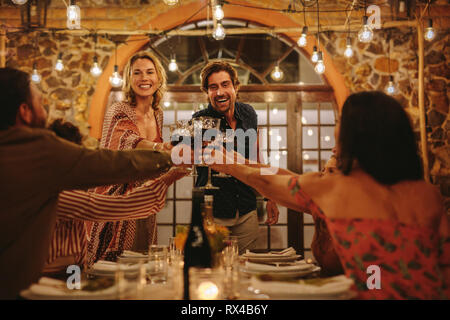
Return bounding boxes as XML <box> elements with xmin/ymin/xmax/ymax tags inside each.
<box><xmin>122</xmin><ymin>51</ymin><xmax>167</xmax><ymax>110</ymax></box>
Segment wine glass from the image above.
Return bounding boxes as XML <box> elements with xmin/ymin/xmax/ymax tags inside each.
<box><xmin>170</xmin><ymin>120</ymin><xmax>195</xmax><ymax>176</ymax></box>
<box><xmin>192</xmin><ymin>116</ymin><xmax>221</xmax><ymax>190</ymax></box>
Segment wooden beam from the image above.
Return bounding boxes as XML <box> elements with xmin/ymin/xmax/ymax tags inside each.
<box><xmin>261</xmin><ymin>45</ymin><xmax>295</xmax><ymax>78</ymax></box>
<box><xmin>417</xmin><ymin>18</ymin><xmax>430</xmax><ymax>183</ymax></box>
<box><xmin>235</xmin><ymin>36</ymin><xmax>245</xmax><ymax>63</ymax></box>
<box><xmin>0</xmin><ymin>27</ymin><xmax>6</xmax><ymax>68</ymax></box>
<box><xmin>197</xmin><ymin>36</ymin><xmax>209</xmax><ymax>63</ymax></box>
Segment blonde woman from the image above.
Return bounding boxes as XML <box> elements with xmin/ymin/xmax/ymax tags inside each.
<box><xmin>87</xmin><ymin>51</ymin><xmax>187</xmax><ymax>264</ymax></box>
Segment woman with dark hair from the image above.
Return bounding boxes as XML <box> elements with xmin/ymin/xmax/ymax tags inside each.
<box><xmin>206</xmin><ymin>91</ymin><xmax>449</xmax><ymax>299</ymax></box>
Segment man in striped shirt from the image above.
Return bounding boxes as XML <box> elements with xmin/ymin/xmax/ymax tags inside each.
<box><xmin>0</xmin><ymin>68</ymin><xmax>177</xmax><ymax>299</ymax></box>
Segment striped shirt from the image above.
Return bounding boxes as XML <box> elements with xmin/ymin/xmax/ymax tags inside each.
<box><xmin>45</xmin><ymin>178</ymin><xmax>167</xmax><ymax>271</ymax></box>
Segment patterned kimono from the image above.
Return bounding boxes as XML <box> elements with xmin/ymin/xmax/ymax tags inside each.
<box><xmin>86</xmin><ymin>101</ymin><xmax>167</xmax><ymax>265</ymax></box>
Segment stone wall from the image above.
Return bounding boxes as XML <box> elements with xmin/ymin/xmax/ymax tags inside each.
<box><xmin>317</xmin><ymin>28</ymin><xmax>450</xmax><ymax>212</ymax></box>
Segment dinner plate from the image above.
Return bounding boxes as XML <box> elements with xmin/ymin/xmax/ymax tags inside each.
<box><xmin>249</xmin><ymin>275</ymin><xmax>356</xmax><ymax>300</ymax></box>
<box><xmin>241</xmin><ymin>265</ymin><xmax>321</xmax><ymax>280</ymax></box>
<box><xmin>241</xmin><ymin>255</ymin><xmax>302</xmax><ymax>263</ymax></box>
<box><xmin>20</xmin><ymin>278</ymin><xmax>135</xmax><ymax>300</ymax></box>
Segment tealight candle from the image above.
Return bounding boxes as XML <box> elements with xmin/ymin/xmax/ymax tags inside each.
<box><xmin>197</xmin><ymin>281</ymin><xmax>219</xmax><ymax>300</ymax></box>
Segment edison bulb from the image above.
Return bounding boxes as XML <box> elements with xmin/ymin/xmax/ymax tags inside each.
<box><xmin>344</xmin><ymin>37</ymin><xmax>353</xmax><ymax>58</ymax></box>
<box><xmin>109</xmin><ymin>65</ymin><xmax>123</xmax><ymax>88</ymax></box>
<box><xmin>55</xmin><ymin>59</ymin><xmax>64</xmax><ymax>72</ymax></box>
<box><xmin>213</xmin><ymin>23</ymin><xmax>226</xmax><ymax>40</ymax></box>
<box><xmin>314</xmin><ymin>52</ymin><xmax>325</xmax><ymax>75</ymax></box>
<box><xmin>297</xmin><ymin>34</ymin><xmax>307</xmax><ymax>47</ymax></box>
<box><xmin>311</xmin><ymin>46</ymin><xmax>319</xmax><ymax>63</ymax></box>
<box><xmin>424</xmin><ymin>20</ymin><xmax>436</xmax><ymax>41</ymax></box>
<box><xmin>163</xmin><ymin>0</ymin><xmax>179</xmax><ymax>5</ymax></box>
<box><xmin>11</xmin><ymin>0</ymin><xmax>28</xmax><ymax>5</ymax></box>
<box><xmin>270</xmin><ymin>65</ymin><xmax>284</xmax><ymax>81</ymax></box>
<box><xmin>358</xmin><ymin>17</ymin><xmax>373</xmax><ymax>43</ymax></box>
<box><xmin>31</xmin><ymin>68</ymin><xmax>41</xmax><ymax>84</ymax></box>
<box><xmin>67</xmin><ymin>4</ymin><xmax>81</xmax><ymax>30</ymax></box>
<box><xmin>213</xmin><ymin>5</ymin><xmax>224</xmax><ymax>21</ymax></box>
<box><xmin>168</xmin><ymin>58</ymin><xmax>178</xmax><ymax>72</ymax></box>
<box><xmin>386</xmin><ymin>76</ymin><xmax>396</xmax><ymax>95</ymax></box>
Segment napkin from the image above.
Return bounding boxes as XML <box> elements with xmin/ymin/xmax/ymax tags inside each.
<box><xmin>122</xmin><ymin>250</ymin><xmax>148</xmax><ymax>257</ymax></box>
<box><xmin>245</xmin><ymin>261</ymin><xmax>314</xmax><ymax>273</ymax></box>
<box><xmin>250</xmin><ymin>275</ymin><xmax>354</xmax><ymax>298</ymax></box>
<box><xmin>243</xmin><ymin>247</ymin><xmax>297</xmax><ymax>258</ymax></box>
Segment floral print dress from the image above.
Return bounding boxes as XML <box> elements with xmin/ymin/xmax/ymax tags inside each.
<box><xmin>288</xmin><ymin>177</ymin><xmax>449</xmax><ymax>299</ymax></box>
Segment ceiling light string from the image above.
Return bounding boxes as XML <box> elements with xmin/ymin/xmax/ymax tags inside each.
<box><xmin>386</xmin><ymin>31</ymin><xmax>396</xmax><ymax>95</ymax></box>
<box><xmin>297</xmin><ymin>5</ymin><xmax>308</xmax><ymax>47</ymax></box>
<box><xmin>109</xmin><ymin>41</ymin><xmax>123</xmax><ymax>88</ymax></box>
<box><xmin>90</xmin><ymin>33</ymin><xmax>103</xmax><ymax>77</ymax></box>
<box><xmin>314</xmin><ymin>0</ymin><xmax>325</xmax><ymax>75</ymax></box>
<box><xmin>31</xmin><ymin>31</ymin><xmax>41</xmax><ymax>83</ymax></box>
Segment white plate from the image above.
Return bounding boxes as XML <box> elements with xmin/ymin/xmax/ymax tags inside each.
<box><xmin>241</xmin><ymin>265</ymin><xmax>321</xmax><ymax>280</ymax></box>
<box><xmin>242</xmin><ymin>255</ymin><xmax>302</xmax><ymax>263</ymax></box>
<box><xmin>249</xmin><ymin>275</ymin><xmax>356</xmax><ymax>300</ymax></box>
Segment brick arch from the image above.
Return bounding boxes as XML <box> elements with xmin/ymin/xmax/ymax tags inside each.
<box><xmin>88</xmin><ymin>2</ymin><xmax>349</xmax><ymax>139</ymax></box>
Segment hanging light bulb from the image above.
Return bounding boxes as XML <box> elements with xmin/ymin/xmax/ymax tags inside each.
<box><xmin>109</xmin><ymin>65</ymin><xmax>123</xmax><ymax>88</ymax></box>
<box><xmin>297</xmin><ymin>26</ymin><xmax>308</xmax><ymax>47</ymax></box>
<box><xmin>67</xmin><ymin>0</ymin><xmax>81</xmax><ymax>30</ymax></box>
<box><xmin>213</xmin><ymin>22</ymin><xmax>226</xmax><ymax>40</ymax></box>
<box><xmin>424</xmin><ymin>19</ymin><xmax>436</xmax><ymax>42</ymax></box>
<box><xmin>311</xmin><ymin>46</ymin><xmax>319</xmax><ymax>63</ymax></box>
<box><xmin>90</xmin><ymin>56</ymin><xmax>102</xmax><ymax>77</ymax></box>
<box><xmin>386</xmin><ymin>75</ymin><xmax>396</xmax><ymax>95</ymax></box>
<box><xmin>358</xmin><ymin>16</ymin><xmax>373</xmax><ymax>43</ymax></box>
<box><xmin>344</xmin><ymin>37</ymin><xmax>354</xmax><ymax>58</ymax></box>
<box><xmin>54</xmin><ymin>52</ymin><xmax>64</xmax><ymax>72</ymax></box>
<box><xmin>168</xmin><ymin>57</ymin><xmax>178</xmax><ymax>72</ymax></box>
<box><xmin>163</xmin><ymin>0</ymin><xmax>179</xmax><ymax>5</ymax></box>
<box><xmin>213</xmin><ymin>5</ymin><xmax>224</xmax><ymax>21</ymax></box>
<box><xmin>31</xmin><ymin>63</ymin><xmax>41</xmax><ymax>84</ymax></box>
<box><xmin>270</xmin><ymin>65</ymin><xmax>284</xmax><ymax>81</ymax></box>
<box><xmin>314</xmin><ymin>52</ymin><xmax>325</xmax><ymax>74</ymax></box>
<box><xmin>11</xmin><ymin>0</ymin><xmax>28</xmax><ymax>5</ymax></box>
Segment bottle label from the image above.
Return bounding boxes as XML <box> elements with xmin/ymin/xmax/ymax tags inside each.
<box><xmin>191</xmin><ymin>226</ymin><xmax>204</xmax><ymax>248</ymax></box>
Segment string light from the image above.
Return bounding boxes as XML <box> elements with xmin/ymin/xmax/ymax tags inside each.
<box><xmin>11</xmin><ymin>0</ymin><xmax>27</xmax><ymax>5</ymax></box>
<box><xmin>358</xmin><ymin>16</ymin><xmax>373</xmax><ymax>43</ymax></box>
<box><xmin>54</xmin><ymin>52</ymin><xmax>64</xmax><ymax>72</ymax></box>
<box><xmin>109</xmin><ymin>43</ymin><xmax>123</xmax><ymax>87</ymax></box>
<box><xmin>344</xmin><ymin>37</ymin><xmax>353</xmax><ymax>58</ymax></box>
<box><xmin>31</xmin><ymin>63</ymin><xmax>41</xmax><ymax>84</ymax></box>
<box><xmin>213</xmin><ymin>22</ymin><xmax>226</xmax><ymax>40</ymax></box>
<box><xmin>163</xmin><ymin>0</ymin><xmax>179</xmax><ymax>5</ymax></box>
<box><xmin>168</xmin><ymin>55</ymin><xmax>178</xmax><ymax>72</ymax></box>
<box><xmin>213</xmin><ymin>4</ymin><xmax>224</xmax><ymax>21</ymax></box>
<box><xmin>297</xmin><ymin>26</ymin><xmax>308</xmax><ymax>47</ymax></box>
<box><xmin>386</xmin><ymin>75</ymin><xmax>396</xmax><ymax>95</ymax></box>
<box><xmin>270</xmin><ymin>65</ymin><xmax>284</xmax><ymax>81</ymax></box>
<box><xmin>311</xmin><ymin>46</ymin><xmax>319</xmax><ymax>63</ymax></box>
<box><xmin>90</xmin><ymin>34</ymin><xmax>102</xmax><ymax>77</ymax></box>
<box><xmin>90</xmin><ymin>56</ymin><xmax>102</xmax><ymax>77</ymax></box>
<box><xmin>314</xmin><ymin>51</ymin><xmax>325</xmax><ymax>74</ymax></box>
<box><xmin>109</xmin><ymin>65</ymin><xmax>123</xmax><ymax>88</ymax></box>
<box><xmin>67</xmin><ymin>0</ymin><xmax>81</xmax><ymax>30</ymax></box>
<box><xmin>424</xmin><ymin>19</ymin><xmax>436</xmax><ymax>41</ymax></box>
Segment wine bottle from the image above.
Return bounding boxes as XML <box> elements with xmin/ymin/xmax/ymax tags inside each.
<box><xmin>183</xmin><ymin>188</ymin><xmax>213</xmax><ymax>300</ymax></box>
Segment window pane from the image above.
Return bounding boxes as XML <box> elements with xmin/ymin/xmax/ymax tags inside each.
<box><xmin>299</xmin><ymin>54</ymin><xmax>324</xmax><ymax>84</ymax></box>
<box><xmin>320</xmin><ymin>127</ymin><xmax>335</xmax><ymax>149</ymax></box>
<box><xmin>253</xmin><ymin>103</ymin><xmax>267</xmax><ymax>125</ymax></box>
<box><xmin>163</xmin><ymin>110</ymin><xmax>175</xmax><ymax>125</ymax></box>
<box><xmin>268</xmin><ymin>150</ymin><xmax>287</xmax><ymax>169</ymax></box>
<box><xmin>321</xmin><ymin>151</ymin><xmax>333</xmax><ymax>171</ymax></box>
<box><xmin>302</xmin><ymin>126</ymin><xmax>318</xmax><ymax>149</ymax></box>
<box><xmin>157</xmin><ymin>201</ymin><xmax>173</xmax><ymax>224</ymax></box>
<box><xmin>270</xmin><ymin>126</ymin><xmax>287</xmax><ymax>149</ymax></box>
<box><xmin>269</xmin><ymin>103</ymin><xmax>287</xmax><ymax>125</ymax></box>
<box><xmin>258</xmin><ymin>127</ymin><xmax>268</xmax><ymax>150</ymax></box>
<box><xmin>302</xmin><ymin>151</ymin><xmax>319</xmax><ymax>173</ymax></box>
<box><xmin>304</xmin><ymin>225</ymin><xmax>314</xmax><ymax>249</ymax></box>
<box><xmin>278</xmin><ymin>206</ymin><xmax>287</xmax><ymax>224</ymax></box>
<box><xmin>255</xmin><ymin>226</ymin><xmax>268</xmax><ymax>250</ymax></box>
<box><xmin>167</xmin><ymin>183</ymin><xmax>173</xmax><ymax>199</ymax></box>
<box><xmin>176</xmin><ymin>176</ymin><xmax>194</xmax><ymax>199</ymax></box>
<box><xmin>270</xmin><ymin>226</ymin><xmax>288</xmax><ymax>249</ymax></box>
<box><xmin>176</xmin><ymin>200</ymin><xmax>191</xmax><ymax>224</ymax></box>
<box><xmin>304</xmin><ymin>212</ymin><xmax>314</xmax><ymax>224</ymax></box>
<box><xmin>320</xmin><ymin>103</ymin><xmax>336</xmax><ymax>125</ymax></box>
<box><xmin>302</xmin><ymin>103</ymin><xmax>318</xmax><ymax>124</ymax></box>
<box><xmin>157</xmin><ymin>226</ymin><xmax>173</xmax><ymax>245</ymax></box>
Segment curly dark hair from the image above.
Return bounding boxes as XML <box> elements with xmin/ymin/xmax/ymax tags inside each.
<box><xmin>48</xmin><ymin>118</ymin><xmax>83</xmax><ymax>146</ymax></box>
<box><xmin>200</xmin><ymin>60</ymin><xmax>241</xmax><ymax>93</ymax></box>
<box><xmin>337</xmin><ymin>91</ymin><xmax>423</xmax><ymax>185</ymax></box>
